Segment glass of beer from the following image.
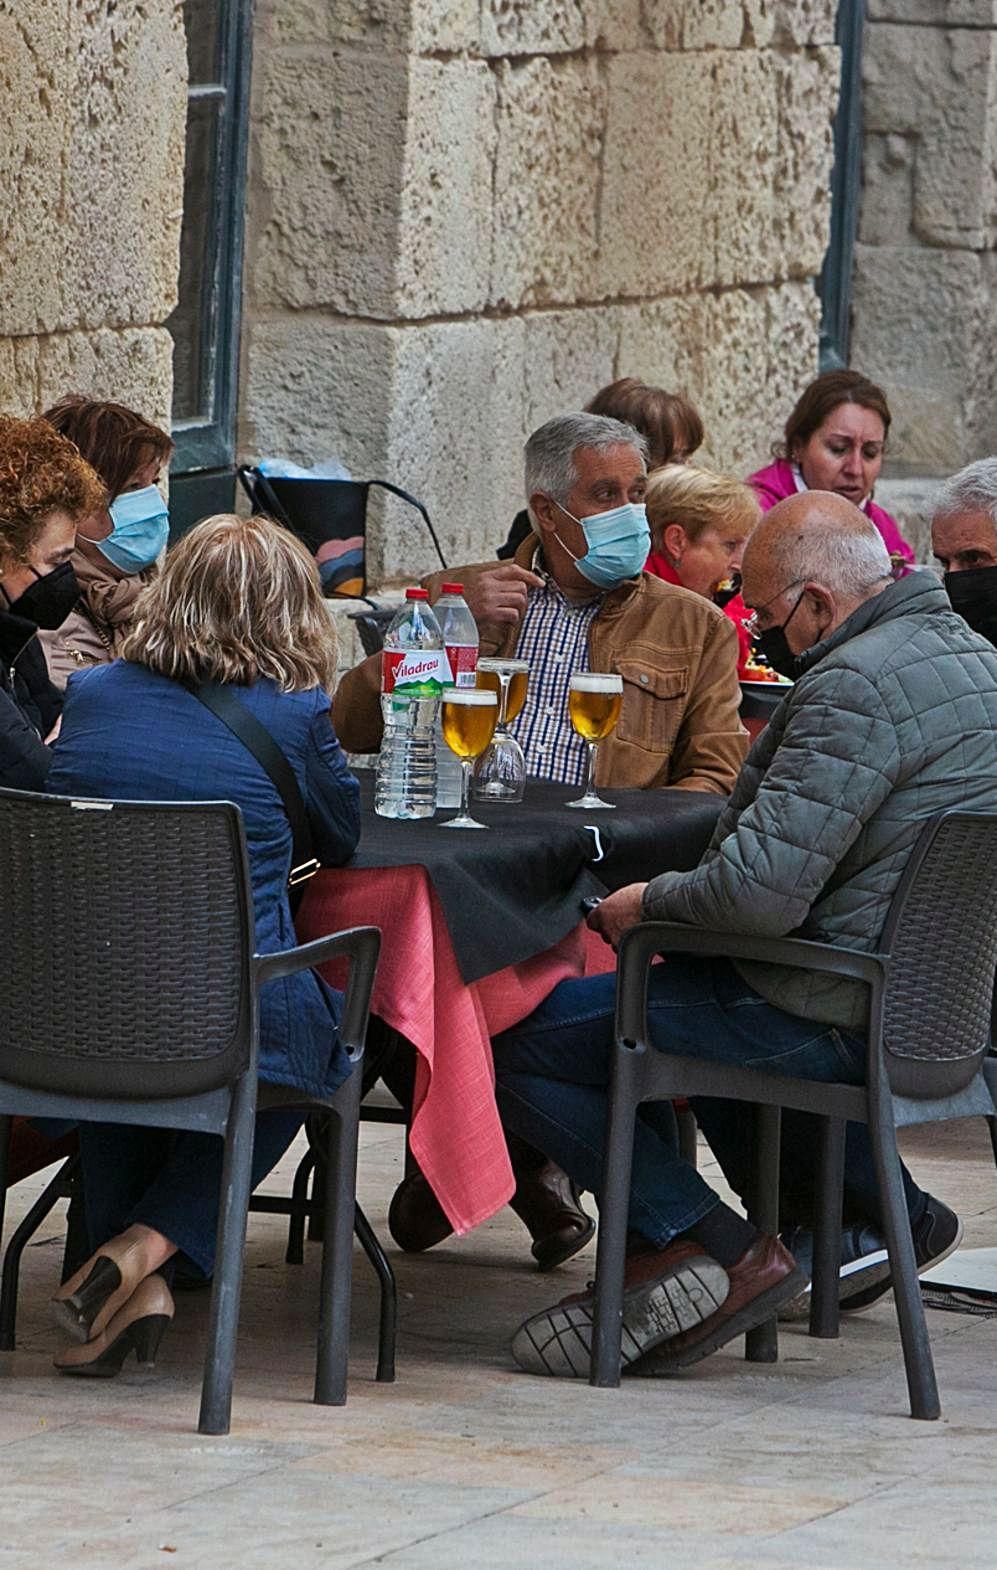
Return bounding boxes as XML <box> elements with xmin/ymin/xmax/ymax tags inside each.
<box><xmin>566</xmin><ymin>672</ymin><xmax>623</xmax><ymax>810</ymax></box>
<box><xmin>472</xmin><ymin>657</ymin><xmax>529</xmax><ymax>804</ymax></box>
<box><xmin>440</xmin><ymin>688</ymin><xmax>498</xmax><ymax>829</ymax></box>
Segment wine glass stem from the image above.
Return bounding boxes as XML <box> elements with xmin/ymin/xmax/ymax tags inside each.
<box><xmin>460</xmin><ymin>758</ymin><xmax>472</xmax><ymax>819</ymax></box>
<box><xmin>498</xmin><ymin>675</ymin><xmax>510</xmax><ymax>728</ymax></box>
<box><xmin>585</xmin><ymin>740</ymin><xmax>598</xmax><ymax>798</ymax></box>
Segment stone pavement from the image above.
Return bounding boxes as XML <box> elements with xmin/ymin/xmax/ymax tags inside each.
<box><xmin>1</xmin><ymin>1115</ymin><xmax>996</xmax><ymax>1569</ymax></box>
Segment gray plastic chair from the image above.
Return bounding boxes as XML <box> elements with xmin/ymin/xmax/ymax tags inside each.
<box><xmin>0</xmin><ymin>787</ymin><xmax>380</xmax><ymax>1435</ymax></box>
<box><xmin>590</xmin><ymin>810</ymin><xmax>997</xmax><ymax>1420</ymax></box>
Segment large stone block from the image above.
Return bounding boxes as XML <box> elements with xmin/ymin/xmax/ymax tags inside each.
<box><xmin>249</xmin><ymin>47</ymin><xmax>408</xmax><ymax>316</ymax></box>
<box><xmin>0</xmin><ymin>337</ymin><xmax>41</xmax><ymax>416</ymax></box>
<box><xmin>858</xmin><ymin>132</ymin><xmax>916</xmax><ymax>246</ymax></box>
<box><xmin>521</xmin><ymin>307</ymin><xmax>620</xmax><ymax>433</ymax></box>
<box><xmin>863</xmin><ymin>23</ymin><xmax>997</xmax><ymax>248</ymax></box>
<box><xmin>0</xmin><ymin>2</ymin><xmax>74</xmax><ymax>336</ymax></box>
<box><xmin>36</xmin><ymin>328</ymin><xmax>175</xmax><ymax>435</ymax></box>
<box><xmin>383</xmin><ymin>317</ymin><xmax>527</xmax><ymax>580</ymax></box>
<box><xmin>851</xmin><ymin>245</ymin><xmax>991</xmax><ymax>474</ymax></box>
<box><xmin>481</xmin><ymin>0</ymin><xmax>586</xmax><ymax>56</ymax></box>
<box><xmin>867</xmin><ymin>1</ymin><xmax>997</xmax><ymax>22</ymax></box>
<box><xmin>770</xmin><ymin>46</ymin><xmax>838</xmax><ymax>279</ymax></box>
<box><xmin>873</xmin><ymin>477</ymin><xmax>944</xmax><ymax>566</ymax></box>
<box><xmin>490</xmin><ymin>55</ymin><xmax>606</xmax><ymax>311</ymax></box>
<box><xmin>615</xmin><ymin>296</ymin><xmax>706</xmax><ymax>403</ymax></box>
<box><xmin>703</xmin><ymin>51</ymin><xmax>780</xmax><ymax>287</ymax></box>
<box><xmin>63</xmin><ymin>0</ymin><xmax>186</xmax><ymax>331</ymax></box>
<box><xmin>670</xmin><ymin>0</ymin><xmax>837</xmax><ymax>49</ymax></box>
<box><xmin>395</xmin><ymin>59</ymin><xmax>496</xmax><ymax>316</ymax></box>
<box><xmin>599</xmin><ymin>51</ymin><xmax>714</xmax><ymax>299</ymax></box>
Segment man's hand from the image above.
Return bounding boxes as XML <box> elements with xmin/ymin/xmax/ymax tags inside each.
<box><xmin>588</xmin><ymin>882</ymin><xmax>648</xmax><ymax>950</ymax></box>
<box><xmin>462</xmin><ymin>564</ymin><xmax>543</xmax><ymax>627</ymax></box>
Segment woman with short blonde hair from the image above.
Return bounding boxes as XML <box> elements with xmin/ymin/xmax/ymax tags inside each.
<box><xmin>645</xmin><ymin>465</ymin><xmax>760</xmax><ymax>676</ymax></box>
<box><xmin>44</xmin><ymin>512</ymin><xmax>359</xmax><ymax>1379</ymax></box>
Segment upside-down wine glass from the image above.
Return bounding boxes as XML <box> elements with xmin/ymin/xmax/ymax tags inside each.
<box><xmin>565</xmin><ymin>672</ymin><xmax>623</xmax><ymax>810</ymax></box>
<box><xmin>471</xmin><ymin>657</ymin><xmax>529</xmax><ymax>804</ymax></box>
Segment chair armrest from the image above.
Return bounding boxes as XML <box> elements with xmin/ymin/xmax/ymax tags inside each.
<box><xmin>615</xmin><ymin>921</ymin><xmax>886</xmax><ymax>1044</ymax></box>
<box><xmin>255</xmin><ymin>925</ymin><xmax>382</xmax><ymax>1063</ymax></box>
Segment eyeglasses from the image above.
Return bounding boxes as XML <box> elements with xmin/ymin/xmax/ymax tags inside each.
<box><xmin>742</xmin><ymin>580</ymin><xmax>804</xmax><ymax>641</ymax></box>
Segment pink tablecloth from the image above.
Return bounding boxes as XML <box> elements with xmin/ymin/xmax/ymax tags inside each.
<box><xmin>297</xmin><ymin>866</ymin><xmax>615</xmax><ymax>1234</ymax></box>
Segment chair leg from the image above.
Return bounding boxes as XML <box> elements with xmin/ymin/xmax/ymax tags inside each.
<box><xmin>676</xmin><ymin>1104</ymin><xmax>698</xmax><ymax>1168</ymax></box>
<box><xmin>809</xmin><ymin>1117</ymin><xmax>845</xmax><ymax>1340</ymax></box>
<box><xmin>0</xmin><ymin>1154</ymin><xmax>79</xmax><ymax>1352</ymax></box>
<box><xmin>869</xmin><ymin>1110</ymin><xmax>940</xmax><ymax>1421</ymax></box>
<box><xmin>745</xmin><ymin>1103</ymin><xmax>781</xmax><ymax>1363</ymax></box>
<box><xmin>0</xmin><ymin>1116</ymin><xmax>11</xmax><ymax>1260</ymax></box>
<box><xmin>315</xmin><ymin>1074</ymin><xmax>362</xmax><ymax>1406</ymax></box>
<box><xmin>987</xmin><ymin>1116</ymin><xmax>997</xmax><ymax>1173</ymax></box>
<box><xmin>198</xmin><ymin>1077</ymin><xmax>258</xmax><ymax>1436</ymax></box>
<box><xmin>354</xmin><ymin>1203</ymin><xmax>397</xmax><ymax>1383</ymax></box>
<box><xmin>286</xmin><ymin>1149</ymin><xmax>315</xmax><ymax>1265</ymax></box>
<box><xmin>590</xmin><ymin>1059</ymin><xmax>641</xmax><ymax>1389</ymax></box>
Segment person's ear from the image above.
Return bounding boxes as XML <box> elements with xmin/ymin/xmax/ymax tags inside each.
<box><xmin>661</xmin><ymin>523</ymin><xmax>687</xmax><ymax>564</ymax></box>
<box><xmin>529</xmin><ymin>492</ymin><xmax>558</xmax><ymax>536</ymax></box>
<box><xmin>804</xmin><ymin>584</ymin><xmax>835</xmax><ymax>634</ymax></box>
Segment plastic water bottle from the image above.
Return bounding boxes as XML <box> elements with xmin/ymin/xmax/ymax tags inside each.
<box><xmin>434</xmin><ymin>582</ymin><xmax>480</xmax><ymax>809</ymax></box>
<box><xmin>375</xmin><ymin>589</ymin><xmax>449</xmax><ymax>820</ymax></box>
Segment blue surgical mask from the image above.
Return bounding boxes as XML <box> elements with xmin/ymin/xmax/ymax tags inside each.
<box><xmin>553</xmin><ymin>499</ymin><xmax>651</xmax><ymax>588</ymax></box>
<box><xmin>94</xmin><ymin>484</ymin><xmax>170</xmax><ymax>574</ymax></box>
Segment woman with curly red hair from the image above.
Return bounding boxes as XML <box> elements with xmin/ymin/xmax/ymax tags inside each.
<box><xmin>0</xmin><ymin>414</ymin><xmax>104</xmax><ymax>790</ymax></box>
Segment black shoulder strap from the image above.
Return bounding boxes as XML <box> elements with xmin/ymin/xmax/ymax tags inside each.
<box><xmin>186</xmin><ymin>681</ymin><xmax>319</xmax><ymax>909</ymax></box>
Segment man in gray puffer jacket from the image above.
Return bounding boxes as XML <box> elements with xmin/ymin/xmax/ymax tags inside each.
<box><xmin>497</xmin><ymin>493</ymin><xmax>997</xmax><ymax>1378</ymax></box>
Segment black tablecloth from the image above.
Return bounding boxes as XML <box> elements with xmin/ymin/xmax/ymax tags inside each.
<box><xmin>348</xmin><ymin>771</ymin><xmax>721</xmax><ymax>983</ymax></box>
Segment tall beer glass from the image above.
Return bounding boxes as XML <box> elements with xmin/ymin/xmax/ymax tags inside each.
<box><xmin>473</xmin><ymin>656</ymin><xmax>529</xmax><ymax>804</ymax></box>
<box><xmin>566</xmin><ymin>672</ymin><xmax>623</xmax><ymax>810</ymax></box>
<box><xmin>440</xmin><ymin>688</ymin><xmax>498</xmax><ymax>829</ymax></box>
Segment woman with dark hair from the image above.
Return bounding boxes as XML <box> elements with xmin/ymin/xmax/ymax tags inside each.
<box><xmin>45</xmin><ymin>513</ymin><xmax>360</xmax><ymax>1376</ymax></box>
<box><xmin>40</xmin><ymin>396</ymin><xmax>175</xmax><ymax>687</ymax></box>
<box><xmin>497</xmin><ymin>379</ymin><xmax>705</xmax><ymax>560</ymax></box>
<box><xmin>0</xmin><ymin>414</ymin><xmax>104</xmax><ymax>790</ymax></box>
<box><xmin>748</xmin><ymin>369</ymin><xmax>914</xmax><ymax>574</ymax></box>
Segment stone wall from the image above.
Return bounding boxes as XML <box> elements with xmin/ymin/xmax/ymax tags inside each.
<box><xmin>0</xmin><ymin>1</ymin><xmax>186</xmax><ymax>433</ymax></box>
<box><xmin>853</xmin><ymin>0</ymin><xmax>997</xmax><ymax>555</ymax></box>
<box><xmin>240</xmin><ymin>0</ymin><xmax>840</xmax><ymax>590</ymax></box>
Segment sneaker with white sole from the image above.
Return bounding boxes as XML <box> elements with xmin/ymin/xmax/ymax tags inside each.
<box><xmin>778</xmin><ymin>1197</ymin><xmax>963</xmax><ymax>1319</ymax></box>
<box><xmin>511</xmin><ymin>1238</ymin><xmax>730</xmax><ymax>1378</ymax></box>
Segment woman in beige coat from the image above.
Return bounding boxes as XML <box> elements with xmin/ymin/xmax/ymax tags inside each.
<box><xmin>39</xmin><ymin>397</ymin><xmax>174</xmax><ymax>688</ymax></box>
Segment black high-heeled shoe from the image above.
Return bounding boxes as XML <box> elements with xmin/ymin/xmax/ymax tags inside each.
<box><xmin>54</xmin><ymin>1277</ymin><xmax>174</xmax><ymax>1378</ymax></box>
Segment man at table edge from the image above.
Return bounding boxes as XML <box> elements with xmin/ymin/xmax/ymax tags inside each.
<box><xmin>333</xmin><ymin>411</ymin><xmax>748</xmax><ymax>796</ymax></box>
<box><xmin>332</xmin><ymin>412</ymin><xmax>749</xmax><ymax>1270</ymax></box>
<box><xmin>493</xmin><ymin>493</ymin><xmax>992</xmax><ymax>1377</ymax></box>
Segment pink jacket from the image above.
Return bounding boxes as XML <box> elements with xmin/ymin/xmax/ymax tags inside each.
<box><xmin>747</xmin><ymin>459</ymin><xmax>914</xmax><ymax>574</ymax></box>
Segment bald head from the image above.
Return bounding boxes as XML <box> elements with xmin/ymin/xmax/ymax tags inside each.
<box><xmin>742</xmin><ymin>491</ymin><xmax>893</xmax><ymax>661</ymax></box>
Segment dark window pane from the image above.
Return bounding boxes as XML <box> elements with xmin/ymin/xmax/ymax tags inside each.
<box><xmin>184</xmin><ymin>0</ymin><xmax>221</xmax><ymax>86</ymax></box>
<box><xmin>168</xmin><ymin>98</ymin><xmax>221</xmax><ymax>423</ymax></box>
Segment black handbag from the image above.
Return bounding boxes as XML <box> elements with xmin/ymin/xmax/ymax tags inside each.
<box><xmin>187</xmin><ymin>682</ymin><xmax>320</xmax><ymax>914</ymax></box>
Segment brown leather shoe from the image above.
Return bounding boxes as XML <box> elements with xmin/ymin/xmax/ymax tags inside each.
<box><xmin>508</xmin><ymin>1157</ymin><xmax>595</xmax><ymax>1271</ymax></box>
<box><xmin>388</xmin><ymin>1171</ymin><xmax>454</xmax><ymax>1253</ymax></box>
<box><xmin>632</xmin><ymin>1234</ymin><xmax>807</xmax><ymax>1374</ymax></box>
<box><xmin>511</xmin><ymin>1238</ymin><xmax>731</xmax><ymax>1377</ymax></box>
<box><xmin>388</xmin><ymin>1152</ymin><xmax>595</xmax><ymax>1269</ymax></box>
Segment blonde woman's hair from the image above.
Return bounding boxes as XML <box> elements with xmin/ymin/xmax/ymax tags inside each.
<box><xmin>645</xmin><ymin>464</ymin><xmax>761</xmax><ymax>551</ymax></box>
<box><xmin>122</xmin><ymin>513</ymin><xmax>338</xmax><ymax>692</ymax></box>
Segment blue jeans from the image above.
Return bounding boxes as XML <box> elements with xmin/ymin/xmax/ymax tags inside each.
<box><xmin>79</xmin><ymin>1109</ymin><xmax>305</xmax><ymax>1279</ymax></box>
<box><xmin>492</xmin><ymin>957</ymin><xmax>927</xmax><ymax>1247</ymax></box>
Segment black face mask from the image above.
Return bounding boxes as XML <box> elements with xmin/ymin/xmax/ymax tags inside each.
<box><xmin>0</xmin><ymin>560</ymin><xmax>80</xmax><ymax>630</ymax></box>
<box><xmin>753</xmin><ymin>589</ymin><xmax>807</xmax><ymax>681</ymax></box>
<box><xmin>944</xmin><ymin>565</ymin><xmax>997</xmax><ymax>648</ymax></box>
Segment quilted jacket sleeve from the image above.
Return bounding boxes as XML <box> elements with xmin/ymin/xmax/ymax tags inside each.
<box><xmin>642</xmin><ymin>664</ymin><xmax>902</xmax><ymax>936</ymax></box>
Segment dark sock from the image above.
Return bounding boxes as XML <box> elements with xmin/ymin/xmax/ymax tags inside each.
<box><xmin>681</xmin><ymin>1202</ymin><xmax>759</xmax><ymax>1268</ymax></box>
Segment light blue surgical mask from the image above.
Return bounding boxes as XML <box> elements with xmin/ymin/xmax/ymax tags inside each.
<box><xmin>552</xmin><ymin>499</ymin><xmax>651</xmax><ymax>589</ymax></box>
<box><xmin>95</xmin><ymin>484</ymin><xmax>170</xmax><ymax>574</ymax></box>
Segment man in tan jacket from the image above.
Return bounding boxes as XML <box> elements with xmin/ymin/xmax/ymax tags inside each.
<box><xmin>336</xmin><ymin>412</ymin><xmax>749</xmax><ymax>1266</ymax></box>
<box><xmin>334</xmin><ymin>412</ymin><xmax>747</xmax><ymax>794</ymax></box>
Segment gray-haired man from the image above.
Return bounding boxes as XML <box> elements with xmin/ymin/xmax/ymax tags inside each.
<box><xmin>932</xmin><ymin>456</ymin><xmax>997</xmax><ymax>646</ymax></box>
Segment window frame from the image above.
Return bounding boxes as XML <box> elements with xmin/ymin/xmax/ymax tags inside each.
<box><xmin>169</xmin><ymin>0</ymin><xmax>254</xmax><ymax>475</ymax></box>
<box><xmin>819</xmin><ymin>0</ymin><xmax>866</xmax><ymax>372</ymax></box>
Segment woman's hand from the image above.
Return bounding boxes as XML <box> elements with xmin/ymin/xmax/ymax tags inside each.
<box><xmin>45</xmin><ymin>716</ymin><xmax>62</xmax><ymax>744</ymax></box>
<box><xmin>587</xmin><ymin>882</ymin><xmax>647</xmax><ymax>950</ymax></box>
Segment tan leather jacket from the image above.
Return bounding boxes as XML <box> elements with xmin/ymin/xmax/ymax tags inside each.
<box><xmin>333</xmin><ymin>540</ymin><xmax>748</xmax><ymax>793</ymax></box>
<box><xmin>39</xmin><ymin>554</ymin><xmax>152</xmax><ymax>691</ymax></box>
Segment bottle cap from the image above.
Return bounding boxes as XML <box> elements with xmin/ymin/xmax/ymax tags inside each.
<box><xmin>404</xmin><ymin>587</ymin><xmax>429</xmax><ymax>600</ymax></box>
<box><xmin>441</xmin><ymin>582</ymin><xmax>464</xmax><ymax>596</ymax></box>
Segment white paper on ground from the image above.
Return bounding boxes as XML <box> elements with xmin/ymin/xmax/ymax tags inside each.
<box><xmin>921</xmin><ymin>1246</ymin><xmax>997</xmax><ymax>1296</ymax></box>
